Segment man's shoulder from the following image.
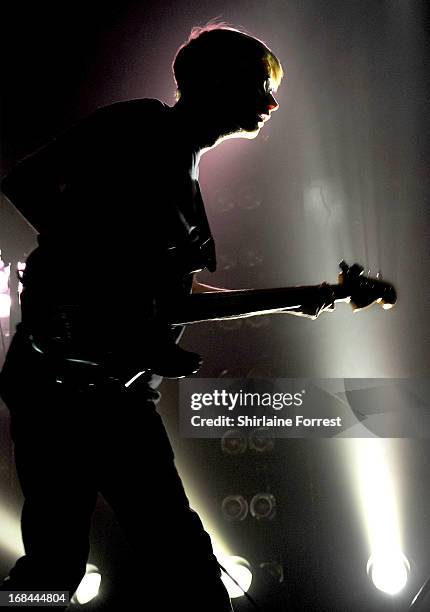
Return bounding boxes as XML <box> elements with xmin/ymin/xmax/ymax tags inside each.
<box><xmin>81</xmin><ymin>98</ymin><xmax>170</xmax><ymax>147</ymax></box>
<box><xmin>91</xmin><ymin>98</ymin><xmax>168</xmax><ymax>123</ymax></box>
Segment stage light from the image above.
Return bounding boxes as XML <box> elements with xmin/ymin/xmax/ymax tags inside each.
<box><xmin>0</xmin><ymin>271</ymin><xmax>8</xmax><ymax>293</ymax></box>
<box><xmin>220</xmin><ymin>555</ymin><xmax>253</xmax><ymax>599</ymax></box>
<box><xmin>250</xmin><ymin>493</ymin><xmax>277</xmax><ymax>520</ymax></box>
<box><xmin>0</xmin><ymin>504</ymin><xmax>24</xmax><ymax>558</ymax></box>
<box><xmin>248</xmin><ymin>427</ymin><xmax>275</xmax><ymax>453</ymax></box>
<box><xmin>221</xmin><ymin>430</ymin><xmax>247</xmax><ymax>455</ymax></box>
<box><xmin>72</xmin><ymin>564</ymin><xmax>101</xmax><ymax>605</ymax></box>
<box><xmin>260</xmin><ymin>560</ymin><xmax>284</xmax><ymax>583</ymax></box>
<box><xmin>221</xmin><ymin>495</ymin><xmax>248</xmax><ymax>522</ymax></box>
<box><xmin>0</xmin><ymin>295</ymin><xmax>11</xmax><ymax>319</ymax></box>
<box><xmin>367</xmin><ymin>552</ymin><xmax>410</xmax><ymax>595</ymax></box>
<box><xmin>352</xmin><ymin>439</ymin><xmax>408</xmax><ymax>595</ymax></box>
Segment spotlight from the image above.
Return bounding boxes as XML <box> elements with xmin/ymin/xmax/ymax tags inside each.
<box><xmin>260</xmin><ymin>560</ymin><xmax>284</xmax><ymax>583</ymax></box>
<box><xmin>353</xmin><ymin>440</ymin><xmax>407</xmax><ymax>596</ymax></box>
<box><xmin>248</xmin><ymin>427</ymin><xmax>275</xmax><ymax>453</ymax></box>
<box><xmin>0</xmin><ymin>504</ymin><xmax>24</xmax><ymax>557</ymax></box>
<box><xmin>0</xmin><ymin>295</ymin><xmax>11</xmax><ymax>319</ymax></box>
<box><xmin>221</xmin><ymin>430</ymin><xmax>247</xmax><ymax>455</ymax></box>
<box><xmin>71</xmin><ymin>564</ymin><xmax>102</xmax><ymax>605</ymax></box>
<box><xmin>220</xmin><ymin>555</ymin><xmax>253</xmax><ymax>599</ymax></box>
<box><xmin>250</xmin><ymin>493</ymin><xmax>277</xmax><ymax>521</ymax></box>
<box><xmin>221</xmin><ymin>496</ymin><xmax>248</xmax><ymax>522</ymax></box>
<box><xmin>367</xmin><ymin>553</ymin><xmax>410</xmax><ymax>595</ymax></box>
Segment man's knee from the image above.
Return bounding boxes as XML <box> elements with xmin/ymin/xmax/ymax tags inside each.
<box><xmin>1</xmin><ymin>555</ymin><xmax>87</xmax><ymax>595</ymax></box>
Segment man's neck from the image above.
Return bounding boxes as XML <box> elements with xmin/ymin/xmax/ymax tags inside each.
<box><xmin>169</xmin><ymin>99</ymin><xmax>224</xmax><ymax>156</ymax></box>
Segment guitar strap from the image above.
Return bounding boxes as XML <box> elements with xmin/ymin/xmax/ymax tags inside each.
<box><xmin>164</xmin><ymin>178</ymin><xmax>217</xmax><ymax>279</ymax></box>
<box><xmin>193</xmin><ymin>180</ymin><xmax>217</xmax><ymax>273</ymax></box>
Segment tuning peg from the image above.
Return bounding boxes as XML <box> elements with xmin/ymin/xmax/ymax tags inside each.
<box><xmin>376</xmin><ymin>271</ymin><xmax>382</xmax><ymax>280</ymax></box>
<box><xmin>350</xmin><ymin>263</ymin><xmax>364</xmax><ymax>276</ymax></box>
<box><xmin>367</xmin><ymin>269</ymin><xmax>371</xmax><ymax>277</ymax></box>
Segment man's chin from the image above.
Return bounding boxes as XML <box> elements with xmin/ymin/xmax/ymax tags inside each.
<box><xmin>230</xmin><ymin>123</ymin><xmax>261</xmax><ymax>139</ymax></box>
<box><xmin>214</xmin><ymin>122</ymin><xmax>261</xmax><ymax>146</ymax></box>
<box><xmin>241</xmin><ymin>127</ymin><xmax>260</xmax><ymax>140</ymax></box>
<box><xmin>217</xmin><ymin>129</ymin><xmax>260</xmax><ymax>145</ymax></box>
<box><xmin>238</xmin><ymin>118</ymin><xmax>264</xmax><ymax>138</ymax></box>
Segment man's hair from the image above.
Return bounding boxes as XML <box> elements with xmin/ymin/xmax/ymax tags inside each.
<box><xmin>172</xmin><ymin>21</ymin><xmax>284</xmax><ymax>101</ymax></box>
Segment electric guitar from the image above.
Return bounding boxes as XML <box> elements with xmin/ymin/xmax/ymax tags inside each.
<box><xmin>167</xmin><ymin>260</ymin><xmax>396</xmax><ymax>325</ymax></box>
<box><xmin>24</xmin><ymin>260</ymin><xmax>397</xmax><ymax>387</ymax></box>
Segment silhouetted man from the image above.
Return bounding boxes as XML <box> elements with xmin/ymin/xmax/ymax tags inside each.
<box><xmin>0</xmin><ymin>23</ymin><xmax>282</xmax><ymax>610</ymax></box>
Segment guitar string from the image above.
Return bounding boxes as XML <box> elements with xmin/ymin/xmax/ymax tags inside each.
<box><xmin>218</xmin><ymin>563</ymin><xmax>261</xmax><ymax>611</ymax></box>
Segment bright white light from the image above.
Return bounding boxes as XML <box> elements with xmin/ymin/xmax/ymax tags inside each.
<box><xmin>0</xmin><ymin>294</ymin><xmax>11</xmax><ymax>318</ymax></box>
<box><xmin>220</xmin><ymin>555</ymin><xmax>252</xmax><ymax>599</ymax></box>
<box><xmin>367</xmin><ymin>553</ymin><xmax>409</xmax><ymax>595</ymax></box>
<box><xmin>17</xmin><ymin>262</ymin><xmax>26</xmax><ymax>301</ymax></box>
<box><xmin>74</xmin><ymin>565</ymin><xmax>101</xmax><ymax>604</ymax></box>
<box><xmin>124</xmin><ymin>371</ymin><xmax>148</xmax><ymax>388</ymax></box>
<box><xmin>0</xmin><ymin>270</ymin><xmax>9</xmax><ymax>293</ymax></box>
<box><xmin>352</xmin><ymin>439</ymin><xmax>408</xmax><ymax>595</ymax></box>
<box><xmin>0</xmin><ymin>504</ymin><xmax>25</xmax><ymax>558</ymax></box>
<box><xmin>181</xmin><ymin>490</ymin><xmax>231</xmax><ymax>560</ymax></box>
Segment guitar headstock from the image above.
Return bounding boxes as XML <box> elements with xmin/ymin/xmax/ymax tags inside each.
<box><xmin>338</xmin><ymin>260</ymin><xmax>397</xmax><ymax>311</ymax></box>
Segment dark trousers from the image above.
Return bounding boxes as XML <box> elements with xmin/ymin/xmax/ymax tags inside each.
<box><xmin>0</xmin><ymin>329</ymin><xmax>232</xmax><ymax>610</ymax></box>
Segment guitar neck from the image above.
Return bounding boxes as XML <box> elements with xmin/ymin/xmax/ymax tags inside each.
<box><xmin>169</xmin><ymin>284</ymin><xmax>347</xmax><ymax>326</ymax></box>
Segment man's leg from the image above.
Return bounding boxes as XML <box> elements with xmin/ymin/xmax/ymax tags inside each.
<box><xmin>4</xmin><ymin>428</ymin><xmax>97</xmax><ymax>594</ymax></box>
<box><xmin>0</xmin><ymin>332</ymin><xmax>98</xmax><ymax>605</ymax></box>
<box><xmin>96</xmin><ymin>389</ymin><xmax>233</xmax><ymax>611</ymax></box>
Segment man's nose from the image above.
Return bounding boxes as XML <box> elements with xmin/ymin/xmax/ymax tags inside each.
<box><xmin>267</xmin><ymin>93</ymin><xmax>279</xmax><ymax>112</ymax></box>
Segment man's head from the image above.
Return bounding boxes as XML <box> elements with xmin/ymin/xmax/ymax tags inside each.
<box><xmin>172</xmin><ymin>22</ymin><xmax>283</xmax><ymax>145</ymax></box>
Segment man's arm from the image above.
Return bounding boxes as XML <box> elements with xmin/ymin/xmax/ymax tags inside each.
<box><xmin>1</xmin><ymin>141</ymin><xmax>65</xmax><ymax>232</ymax></box>
<box><xmin>192</xmin><ymin>277</ymin><xmax>231</xmax><ymax>293</ymax></box>
<box><xmin>1</xmin><ymin>109</ymin><xmax>104</xmax><ymax>232</ymax></box>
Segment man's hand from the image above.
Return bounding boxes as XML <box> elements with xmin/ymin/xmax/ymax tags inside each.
<box><xmin>288</xmin><ymin>282</ymin><xmax>336</xmax><ymax>320</ymax></box>
<box><xmin>192</xmin><ymin>278</ymin><xmax>231</xmax><ymax>293</ymax></box>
